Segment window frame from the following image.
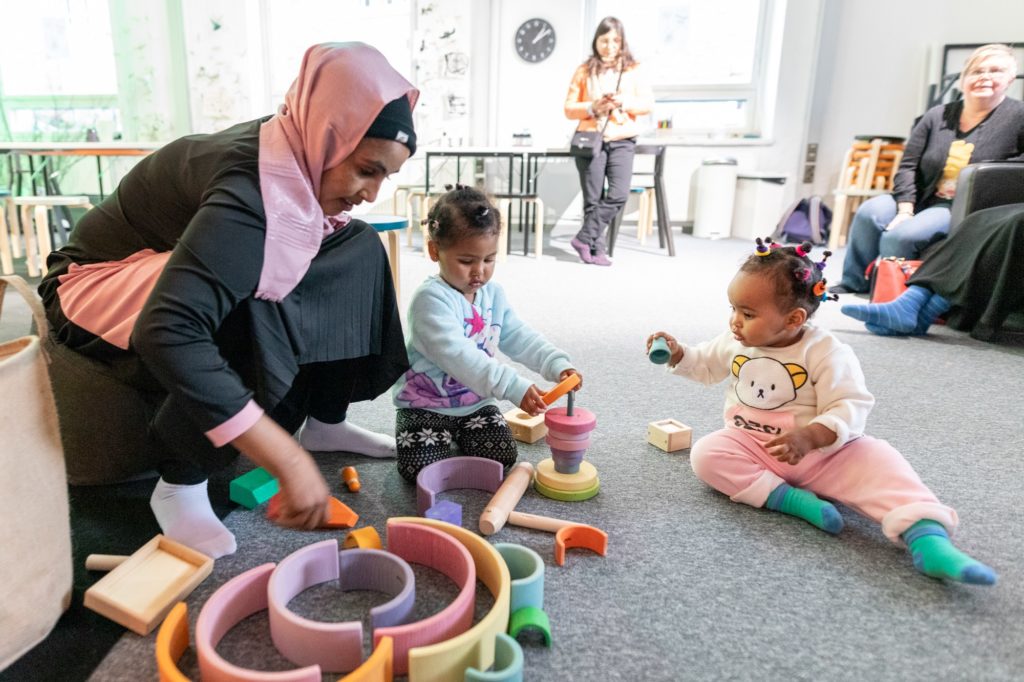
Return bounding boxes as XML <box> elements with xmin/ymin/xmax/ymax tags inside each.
<box><xmin>584</xmin><ymin>0</ymin><xmax>774</xmax><ymax>136</ymax></box>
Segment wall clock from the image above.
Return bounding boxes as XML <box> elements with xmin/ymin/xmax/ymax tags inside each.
<box><xmin>514</xmin><ymin>18</ymin><xmax>556</xmax><ymax>63</ymax></box>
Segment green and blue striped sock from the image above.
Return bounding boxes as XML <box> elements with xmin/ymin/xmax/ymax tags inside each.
<box><xmin>903</xmin><ymin>520</ymin><xmax>996</xmax><ymax>585</ymax></box>
<box><xmin>765</xmin><ymin>483</ymin><xmax>844</xmax><ymax>534</ymax></box>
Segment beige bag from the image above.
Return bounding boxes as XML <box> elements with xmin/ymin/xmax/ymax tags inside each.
<box><xmin>0</xmin><ymin>275</ymin><xmax>72</xmax><ymax>671</ymax></box>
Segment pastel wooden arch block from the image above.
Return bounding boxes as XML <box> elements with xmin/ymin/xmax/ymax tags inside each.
<box><xmin>507</xmin><ymin>606</ymin><xmax>551</xmax><ymax>647</ymax></box>
<box><xmin>338</xmin><ymin>635</ymin><xmax>393</xmax><ymax>682</ymax></box>
<box><xmin>554</xmin><ymin>525</ymin><xmax>609</xmax><ymax>567</ymax></box>
<box><xmin>155</xmin><ymin>602</ymin><xmax>190</xmax><ymax>682</ymax></box>
<box><xmin>195</xmin><ymin>563</ymin><xmax>322</xmax><ymax>682</ymax></box>
<box><xmin>463</xmin><ymin>633</ymin><xmax>524</xmax><ymax>682</ymax></box>
<box><xmin>268</xmin><ymin>541</ymin><xmax>416</xmax><ymax>673</ymax></box>
<box><xmin>502</xmin><ymin>408</ymin><xmax>547</xmax><ymax>444</ymax></box>
<box><xmin>494</xmin><ymin>544</ymin><xmax>545</xmax><ymax>612</ymax></box>
<box><xmin>229</xmin><ymin>467</ymin><xmax>279</xmax><ymax>509</ymax></box>
<box><xmin>647</xmin><ymin>419</ymin><xmax>693</xmax><ymax>452</ymax></box>
<box><xmin>376</xmin><ymin>521</ymin><xmax>477</xmax><ymax>675</ymax></box>
<box><xmin>343</xmin><ymin>526</ymin><xmax>383</xmax><ymax>550</ymax></box>
<box><xmin>416</xmin><ymin>456</ymin><xmax>504</xmax><ymax>516</ymax></box>
<box><xmin>387</xmin><ymin>517</ymin><xmax>511</xmax><ymax>682</ymax></box>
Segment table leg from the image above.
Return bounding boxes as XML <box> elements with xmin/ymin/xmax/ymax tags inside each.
<box><xmin>381</xmin><ymin>231</ymin><xmax>401</xmax><ymax>302</ymax></box>
<box><xmin>653</xmin><ymin>151</ymin><xmax>675</xmax><ymax>257</ymax></box>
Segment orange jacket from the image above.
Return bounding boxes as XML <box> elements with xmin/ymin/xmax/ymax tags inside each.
<box><xmin>564</xmin><ymin>62</ymin><xmax>653</xmax><ymax>141</ymax></box>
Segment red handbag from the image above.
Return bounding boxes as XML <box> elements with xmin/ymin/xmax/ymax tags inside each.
<box><xmin>865</xmin><ymin>257</ymin><xmax>922</xmax><ymax>304</ymax></box>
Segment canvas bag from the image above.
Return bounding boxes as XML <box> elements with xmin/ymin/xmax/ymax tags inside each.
<box><xmin>772</xmin><ymin>195</ymin><xmax>833</xmax><ymax>245</ymax></box>
<box><xmin>0</xmin><ymin>275</ymin><xmax>72</xmax><ymax>671</ymax></box>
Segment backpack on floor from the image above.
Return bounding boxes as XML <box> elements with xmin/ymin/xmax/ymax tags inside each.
<box><xmin>772</xmin><ymin>195</ymin><xmax>832</xmax><ymax>245</ymax></box>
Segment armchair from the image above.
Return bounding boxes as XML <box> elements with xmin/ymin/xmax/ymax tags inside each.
<box><xmin>948</xmin><ymin>161</ymin><xmax>1024</xmax><ymax>233</ymax></box>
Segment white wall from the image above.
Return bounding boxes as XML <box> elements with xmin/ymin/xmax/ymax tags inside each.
<box><xmin>811</xmin><ymin>0</ymin><xmax>1024</xmax><ymax>198</ymax></box>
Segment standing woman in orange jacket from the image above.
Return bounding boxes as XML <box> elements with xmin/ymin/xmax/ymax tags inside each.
<box><xmin>564</xmin><ymin>16</ymin><xmax>653</xmax><ymax>266</ymax></box>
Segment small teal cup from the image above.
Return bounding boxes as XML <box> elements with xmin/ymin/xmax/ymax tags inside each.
<box><xmin>649</xmin><ymin>336</ymin><xmax>671</xmax><ymax>364</ymax></box>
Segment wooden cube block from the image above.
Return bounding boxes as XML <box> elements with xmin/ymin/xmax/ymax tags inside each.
<box><xmin>647</xmin><ymin>419</ymin><xmax>693</xmax><ymax>452</ymax></box>
<box><xmin>503</xmin><ymin>408</ymin><xmax>548</xmax><ymax>444</ymax></box>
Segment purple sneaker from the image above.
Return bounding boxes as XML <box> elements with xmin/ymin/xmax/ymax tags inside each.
<box><xmin>591</xmin><ymin>253</ymin><xmax>612</xmax><ymax>266</ymax></box>
<box><xmin>570</xmin><ymin>237</ymin><xmax>595</xmax><ymax>264</ymax></box>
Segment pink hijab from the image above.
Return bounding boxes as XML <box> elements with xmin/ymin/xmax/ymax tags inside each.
<box><xmin>256</xmin><ymin>42</ymin><xmax>419</xmax><ymax>302</ymax></box>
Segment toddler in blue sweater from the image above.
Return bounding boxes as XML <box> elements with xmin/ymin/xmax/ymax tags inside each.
<box><xmin>393</xmin><ymin>186</ymin><xmax>581</xmax><ymax>481</ymax></box>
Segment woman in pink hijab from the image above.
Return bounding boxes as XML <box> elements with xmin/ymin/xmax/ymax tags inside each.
<box><xmin>39</xmin><ymin>43</ymin><xmax>418</xmax><ymax>558</ymax></box>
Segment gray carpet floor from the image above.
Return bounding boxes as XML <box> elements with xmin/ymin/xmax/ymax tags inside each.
<box><xmin>5</xmin><ymin>221</ymin><xmax>1023</xmax><ymax>681</ymax></box>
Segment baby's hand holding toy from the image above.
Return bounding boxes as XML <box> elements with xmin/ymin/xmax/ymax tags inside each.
<box><xmin>646</xmin><ymin>332</ymin><xmax>683</xmax><ymax>366</ymax></box>
<box><xmin>519</xmin><ymin>385</ymin><xmax>547</xmax><ymax>416</ymax></box>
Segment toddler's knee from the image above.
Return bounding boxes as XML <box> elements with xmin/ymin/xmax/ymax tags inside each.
<box><xmin>688</xmin><ymin>437</ymin><xmax>717</xmax><ymax>484</ymax></box>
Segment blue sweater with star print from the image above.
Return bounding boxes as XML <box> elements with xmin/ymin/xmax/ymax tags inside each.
<box><xmin>392</xmin><ymin>275</ymin><xmax>573</xmax><ymax>416</ymax></box>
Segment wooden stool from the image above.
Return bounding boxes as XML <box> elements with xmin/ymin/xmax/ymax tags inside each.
<box><xmin>12</xmin><ymin>195</ymin><xmax>93</xmax><ymax>277</ymax></box>
<box><xmin>360</xmin><ymin>213</ymin><xmax>409</xmax><ymax>301</ymax></box>
<box><xmin>495</xmin><ymin>194</ymin><xmax>545</xmax><ymax>262</ymax></box>
<box><xmin>392</xmin><ymin>184</ymin><xmax>431</xmax><ymax>247</ymax></box>
<box><xmin>632</xmin><ymin>187</ymin><xmax>656</xmax><ymax>245</ymax></box>
<box><xmin>0</xmin><ymin>190</ymin><xmax>14</xmax><ymax>275</ymax></box>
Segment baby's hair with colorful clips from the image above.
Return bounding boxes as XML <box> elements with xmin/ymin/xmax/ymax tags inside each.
<box><xmin>423</xmin><ymin>184</ymin><xmax>502</xmax><ymax>248</ymax></box>
<box><xmin>741</xmin><ymin>238</ymin><xmax>836</xmax><ymax>317</ymax></box>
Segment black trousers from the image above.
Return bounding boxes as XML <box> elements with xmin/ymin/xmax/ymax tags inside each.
<box><xmin>574</xmin><ymin>137</ymin><xmax>637</xmax><ymax>254</ymax></box>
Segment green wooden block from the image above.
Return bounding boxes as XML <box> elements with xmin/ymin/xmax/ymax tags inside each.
<box><xmin>229</xmin><ymin>467</ymin><xmax>279</xmax><ymax>509</ymax></box>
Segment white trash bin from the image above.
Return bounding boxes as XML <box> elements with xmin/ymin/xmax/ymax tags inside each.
<box><xmin>693</xmin><ymin>158</ymin><xmax>738</xmax><ymax>240</ymax></box>
<box><xmin>732</xmin><ymin>172</ymin><xmax>788</xmax><ymax>241</ymax></box>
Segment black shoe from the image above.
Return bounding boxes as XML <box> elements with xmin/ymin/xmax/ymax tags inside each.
<box><xmin>829</xmin><ymin>284</ymin><xmax>858</xmax><ymax>295</ymax></box>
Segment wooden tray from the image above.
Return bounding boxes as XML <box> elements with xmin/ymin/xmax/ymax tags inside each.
<box><xmin>84</xmin><ymin>535</ymin><xmax>213</xmax><ymax>635</ymax></box>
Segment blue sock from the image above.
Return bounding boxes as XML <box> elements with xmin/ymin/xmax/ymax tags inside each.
<box><xmin>841</xmin><ymin>285</ymin><xmax>934</xmax><ymax>334</ymax></box>
<box><xmin>765</xmin><ymin>483</ymin><xmax>844</xmax><ymax>534</ymax></box>
<box><xmin>902</xmin><ymin>520</ymin><xmax>997</xmax><ymax>585</ymax></box>
<box><xmin>861</xmin><ymin>293</ymin><xmax>951</xmax><ymax>336</ymax></box>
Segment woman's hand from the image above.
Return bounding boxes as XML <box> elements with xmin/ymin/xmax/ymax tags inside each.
<box><xmin>274</xmin><ymin>453</ymin><xmax>331</xmax><ymax>529</ymax></box>
<box><xmin>231</xmin><ymin>414</ymin><xmax>331</xmax><ymax>529</ymax></box>
<box><xmin>884</xmin><ymin>203</ymin><xmax>915</xmax><ymax>232</ymax></box>
<box><xmin>519</xmin><ymin>385</ymin><xmax>547</xmax><ymax>416</ymax></box>
<box><xmin>647</xmin><ymin>331</ymin><xmax>683</xmax><ymax>366</ymax></box>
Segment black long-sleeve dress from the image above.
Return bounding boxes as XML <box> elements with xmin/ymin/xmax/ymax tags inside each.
<box><xmin>39</xmin><ymin>119</ymin><xmax>409</xmax><ymax>481</ymax></box>
<box><xmin>912</xmin><ymin>203</ymin><xmax>1024</xmax><ymax>340</ymax></box>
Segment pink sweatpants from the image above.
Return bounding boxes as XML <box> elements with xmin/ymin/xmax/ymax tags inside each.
<box><xmin>690</xmin><ymin>427</ymin><xmax>958</xmax><ymax>543</ymax></box>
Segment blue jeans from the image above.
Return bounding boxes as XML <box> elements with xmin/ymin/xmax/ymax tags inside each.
<box><xmin>838</xmin><ymin>194</ymin><xmax>951</xmax><ymax>292</ymax></box>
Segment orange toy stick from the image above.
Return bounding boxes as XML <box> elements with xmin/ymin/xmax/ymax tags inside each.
<box><xmin>341</xmin><ymin>466</ymin><xmax>361</xmax><ymax>492</ymax></box>
<box><xmin>541</xmin><ymin>373</ymin><xmax>580</xmax><ymax>406</ymax></box>
<box><xmin>267</xmin><ymin>494</ymin><xmax>360</xmax><ymax>529</ymax></box>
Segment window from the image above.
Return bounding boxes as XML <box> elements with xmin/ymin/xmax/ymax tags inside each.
<box><xmin>589</xmin><ymin>0</ymin><xmax>772</xmax><ymax>136</ymax></box>
<box><xmin>0</xmin><ymin>0</ymin><xmax>119</xmax><ymax>140</ymax></box>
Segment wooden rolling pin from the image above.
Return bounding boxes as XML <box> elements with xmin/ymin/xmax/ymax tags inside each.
<box><xmin>479</xmin><ymin>461</ymin><xmax>535</xmax><ymax>535</ymax></box>
<box><xmin>85</xmin><ymin>554</ymin><xmax>129</xmax><ymax>572</ymax></box>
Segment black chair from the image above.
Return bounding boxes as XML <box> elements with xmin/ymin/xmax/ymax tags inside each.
<box><xmin>948</xmin><ymin>161</ymin><xmax>1024</xmax><ymax>233</ymax></box>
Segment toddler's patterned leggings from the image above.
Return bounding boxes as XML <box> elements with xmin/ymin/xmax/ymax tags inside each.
<box><xmin>396</xmin><ymin>405</ymin><xmax>518</xmax><ymax>482</ymax></box>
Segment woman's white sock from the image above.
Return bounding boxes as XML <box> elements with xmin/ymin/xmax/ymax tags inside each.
<box><xmin>299</xmin><ymin>418</ymin><xmax>396</xmax><ymax>458</ymax></box>
<box><xmin>150</xmin><ymin>478</ymin><xmax>237</xmax><ymax>559</ymax></box>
